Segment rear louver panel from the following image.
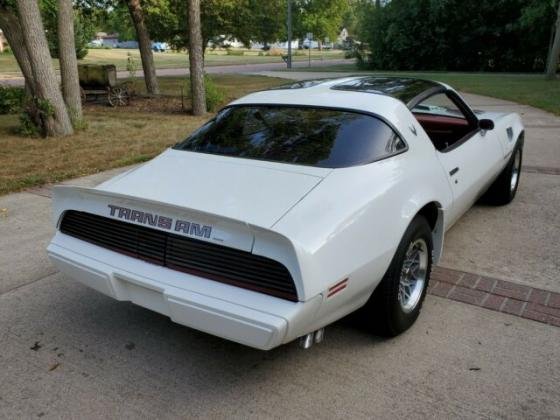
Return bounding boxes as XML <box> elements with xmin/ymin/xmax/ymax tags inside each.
<box><xmin>60</xmin><ymin>210</ymin><xmax>298</xmax><ymax>301</ymax></box>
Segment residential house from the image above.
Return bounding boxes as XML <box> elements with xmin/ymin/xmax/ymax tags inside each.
<box><xmin>94</xmin><ymin>32</ymin><xmax>120</xmax><ymax>48</ymax></box>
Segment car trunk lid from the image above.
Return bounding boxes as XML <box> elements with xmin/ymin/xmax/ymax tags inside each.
<box><xmin>96</xmin><ymin>149</ymin><xmax>329</xmax><ymax>229</ymax></box>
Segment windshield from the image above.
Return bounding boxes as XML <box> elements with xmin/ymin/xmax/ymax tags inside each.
<box><xmin>174</xmin><ymin>105</ymin><xmax>405</xmax><ymax>168</ymax></box>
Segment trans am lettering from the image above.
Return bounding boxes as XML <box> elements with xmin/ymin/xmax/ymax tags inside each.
<box><xmin>175</xmin><ymin>220</ymin><xmax>212</xmax><ymax>238</ymax></box>
<box><xmin>107</xmin><ymin>204</ymin><xmax>212</xmax><ymax>239</ymax></box>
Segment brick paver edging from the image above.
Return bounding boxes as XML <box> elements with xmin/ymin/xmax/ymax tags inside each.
<box><xmin>429</xmin><ymin>266</ymin><xmax>560</xmax><ymax>327</ymax></box>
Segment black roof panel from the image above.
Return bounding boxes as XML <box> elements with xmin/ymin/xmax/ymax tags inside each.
<box><xmin>331</xmin><ymin>77</ymin><xmax>441</xmax><ymax>105</ymax></box>
<box><xmin>268</xmin><ymin>78</ymin><xmax>338</xmax><ymax>90</ymax></box>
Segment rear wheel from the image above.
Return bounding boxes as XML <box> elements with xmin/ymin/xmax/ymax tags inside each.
<box><xmin>482</xmin><ymin>145</ymin><xmax>522</xmax><ymax>205</ymax></box>
<box><xmin>364</xmin><ymin>216</ymin><xmax>433</xmax><ymax>337</ymax></box>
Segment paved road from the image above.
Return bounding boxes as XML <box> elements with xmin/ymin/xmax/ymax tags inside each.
<box><xmin>0</xmin><ymin>59</ymin><xmax>353</xmax><ymax>87</ymax></box>
<box><xmin>1</xmin><ymin>74</ymin><xmax>559</xmax><ymax>418</ymax></box>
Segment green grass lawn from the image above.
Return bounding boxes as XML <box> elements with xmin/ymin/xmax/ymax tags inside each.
<box><xmin>0</xmin><ymin>48</ymin><xmax>344</xmax><ymax>77</ymax></box>
<box><xmin>151</xmin><ymin>74</ymin><xmax>287</xmax><ymax>98</ymax></box>
<box><xmin>289</xmin><ymin>64</ymin><xmax>560</xmax><ymax>115</ymax></box>
<box><xmin>0</xmin><ymin>74</ymin><xmax>289</xmax><ymax>196</ymax></box>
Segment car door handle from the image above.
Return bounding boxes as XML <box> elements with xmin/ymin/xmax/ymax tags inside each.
<box><xmin>449</xmin><ymin>167</ymin><xmax>459</xmax><ymax>176</ymax></box>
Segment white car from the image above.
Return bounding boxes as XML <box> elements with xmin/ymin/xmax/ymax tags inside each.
<box><xmin>47</xmin><ymin>77</ymin><xmax>524</xmax><ymax>350</ymax></box>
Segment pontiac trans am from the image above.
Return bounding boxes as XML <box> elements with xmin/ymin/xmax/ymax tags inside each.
<box><xmin>47</xmin><ymin>77</ymin><xmax>524</xmax><ymax>350</ymax></box>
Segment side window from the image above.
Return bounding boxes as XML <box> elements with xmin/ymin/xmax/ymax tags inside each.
<box><xmin>413</xmin><ymin>93</ymin><xmax>463</xmax><ymax>117</ymax></box>
<box><xmin>412</xmin><ymin>93</ymin><xmax>476</xmax><ymax>151</ymax></box>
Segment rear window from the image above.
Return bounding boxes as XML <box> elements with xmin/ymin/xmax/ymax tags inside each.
<box><xmin>174</xmin><ymin>105</ymin><xmax>405</xmax><ymax>168</ymax></box>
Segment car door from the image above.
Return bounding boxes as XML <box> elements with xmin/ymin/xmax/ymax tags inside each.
<box><xmin>412</xmin><ymin>91</ymin><xmax>503</xmax><ymax>226</ymax></box>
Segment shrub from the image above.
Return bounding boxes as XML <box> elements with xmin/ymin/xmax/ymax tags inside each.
<box><xmin>267</xmin><ymin>48</ymin><xmax>284</xmax><ymax>57</ymax></box>
<box><xmin>359</xmin><ymin>0</ymin><xmax>557</xmax><ymax>72</ymax></box>
<box><xmin>184</xmin><ymin>75</ymin><xmax>226</xmax><ymax>113</ymax></box>
<box><xmin>203</xmin><ymin>75</ymin><xmax>226</xmax><ymax>112</ymax></box>
<box><xmin>0</xmin><ymin>86</ymin><xmax>25</xmax><ymax>115</ymax></box>
<box><xmin>88</xmin><ymin>44</ymin><xmax>112</xmax><ymax>50</ymax></box>
<box><xmin>20</xmin><ymin>98</ymin><xmax>55</xmax><ymax>137</ymax></box>
<box><xmin>126</xmin><ymin>53</ymin><xmax>139</xmax><ymax>80</ymax></box>
<box><xmin>226</xmin><ymin>49</ymin><xmax>244</xmax><ymax>56</ymax></box>
<box><xmin>1</xmin><ymin>47</ymin><xmax>12</xmax><ymax>55</ymax></box>
<box><xmin>18</xmin><ymin>112</ymin><xmax>40</xmax><ymax>137</ymax></box>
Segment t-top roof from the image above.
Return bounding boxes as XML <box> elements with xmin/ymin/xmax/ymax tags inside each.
<box><xmin>233</xmin><ymin>76</ymin><xmax>447</xmax><ymax>128</ymax></box>
<box><xmin>330</xmin><ymin>77</ymin><xmax>441</xmax><ymax>105</ymax></box>
<box><xmin>269</xmin><ymin>76</ymin><xmax>442</xmax><ymax>106</ymax></box>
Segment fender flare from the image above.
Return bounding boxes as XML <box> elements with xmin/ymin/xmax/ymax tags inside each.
<box><xmin>413</xmin><ymin>201</ymin><xmax>445</xmax><ymax>264</ymax></box>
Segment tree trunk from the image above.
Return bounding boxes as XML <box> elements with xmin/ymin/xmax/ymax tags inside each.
<box><xmin>0</xmin><ymin>7</ymin><xmax>42</xmax><ymax>128</ymax></box>
<box><xmin>126</xmin><ymin>0</ymin><xmax>160</xmax><ymax>95</ymax></box>
<box><xmin>16</xmin><ymin>0</ymin><xmax>73</xmax><ymax>136</ymax></box>
<box><xmin>57</xmin><ymin>0</ymin><xmax>83</xmax><ymax>124</ymax></box>
<box><xmin>546</xmin><ymin>1</ymin><xmax>560</xmax><ymax>79</ymax></box>
<box><xmin>0</xmin><ymin>8</ymin><xmax>36</xmax><ymax>95</ymax></box>
<box><xmin>187</xmin><ymin>0</ymin><xmax>206</xmax><ymax>116</ymax></box>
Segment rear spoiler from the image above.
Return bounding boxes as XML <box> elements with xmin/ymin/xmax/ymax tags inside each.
<box><xmin>52</xmin><ymin>185</ymin><xmax>255</xmax><ymax>252</ymax></box>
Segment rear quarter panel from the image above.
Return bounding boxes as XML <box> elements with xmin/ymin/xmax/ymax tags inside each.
<box><xmin>271</xmin><ymin>133</ymin><xmax>453</xmax><ymax>310</ymax></box>
<box><xmin>493</xmin><ymin>112</ymin><xmax>524</xmax><ymax>157</ymax></box>
<box><xmin>476</xmin><ymin>111</ymin><xmax>524</xmax><ymax>188</ymax></box>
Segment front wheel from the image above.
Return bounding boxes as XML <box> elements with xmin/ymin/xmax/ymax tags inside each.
<box><xmin>364</xmin><ymin>215</ymin><xmax>433</xmax><ymax>337</ymax></box>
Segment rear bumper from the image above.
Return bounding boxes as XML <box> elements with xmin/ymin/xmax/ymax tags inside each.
<box><xmin>47</xmin><ymin>233</ymin><xmax>323</xmax><ymax>350</ymax></box>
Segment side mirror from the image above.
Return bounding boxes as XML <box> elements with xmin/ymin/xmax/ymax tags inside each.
<box><xmin>479</xmin><ymin>119</ymin><xmax>494</xmax><ymax>131</ymax></box>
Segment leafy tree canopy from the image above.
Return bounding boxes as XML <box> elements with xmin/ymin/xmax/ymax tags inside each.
<box><xmin>41</xmin><ymin>0</ymin><xmax>95</xmax><ymax>59</ymax></box>
<box><xmin>357</xmin><ymin>0</ymin><xmax>559</xmax><ymax>72</ymax></box>
<box><xmin>82</xmin><ymin>0</ymin><xmax>350</xmax><ymax>50</ymax></box>
<box><xmin>295</xmin><ymin>0</ymin><xmax>348</xmax><ymax>43</ymax></box>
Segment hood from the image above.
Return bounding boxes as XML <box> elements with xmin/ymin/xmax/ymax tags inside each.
<box><xmin>96</xmin><ymin>149</ymin><xmax>330</xmax><ymax>228</ymax></box>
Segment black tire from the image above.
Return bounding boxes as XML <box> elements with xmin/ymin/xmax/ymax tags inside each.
<box><xmin>482</xmin><ymin>144</ymin><xmax>523</xmax><ymax>205</ymax></box>
<box><xmin>364</xmin><ymin>215</ymin><xmax>433</xmax><ymax>337</ymax></box>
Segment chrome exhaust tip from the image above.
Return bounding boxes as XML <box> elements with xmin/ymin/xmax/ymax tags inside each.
<box><xmin>299</xmin><ymin>332</ymin><xmax>314</xmax><ymax>349</ymax></box>
<box><xmin>298</xmin><ymin>328</ymin><xmax>325</xmax><ymax>349</ymax></box>
<box><xmin>314</xmin><ymin>328</ymin><xmax>325</xmax><ymax>344</ymax></box>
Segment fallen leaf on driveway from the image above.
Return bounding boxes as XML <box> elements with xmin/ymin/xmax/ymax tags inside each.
<box><xmin>49</xmin><ymin>362</ymin><xmax>60</xmax><ymax>372</ymax></box>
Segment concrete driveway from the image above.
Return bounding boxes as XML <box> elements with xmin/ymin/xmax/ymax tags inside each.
<box><xmin>1</xmin><ymin>75</ymin><xmax>559</xmax><ymax>418</ymax></box>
